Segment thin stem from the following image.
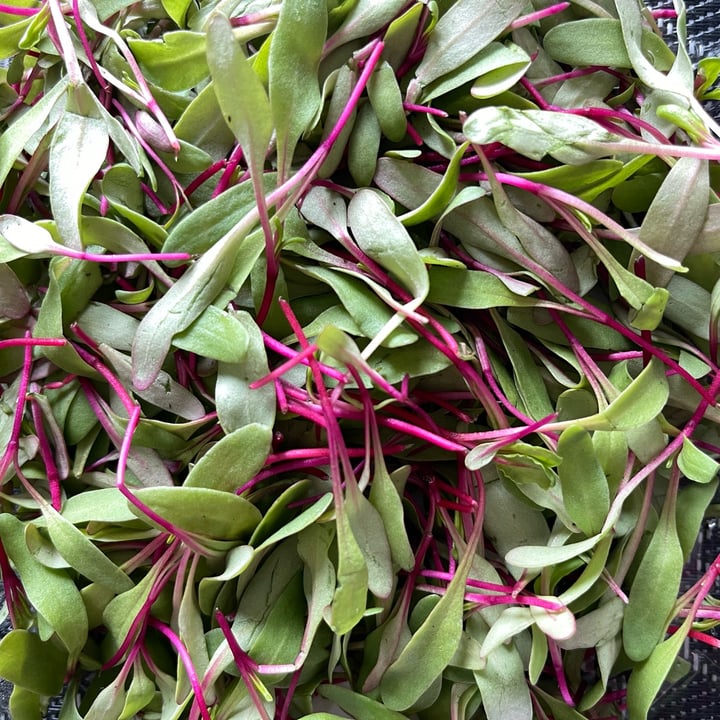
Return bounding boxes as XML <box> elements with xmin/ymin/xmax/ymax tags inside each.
<box><xmin>149</xmin><ymin>618</ymin><xmax>213</xmax><ymax>720</ymax></box>
<box><xmin>509</xmin><ymin>2</ymin><xmax>570</xmax><ymax>29</ymax></box>
<box><xmin>48</xmin><ymin>0</ymin><xmax>82</xmax><ymax>85</ymax></box>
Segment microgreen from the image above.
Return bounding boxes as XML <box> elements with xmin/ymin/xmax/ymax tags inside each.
<box><xmin>1</xmin><ymin>1</ymin><xmax>720</xmax><ymax>719</ymax></box>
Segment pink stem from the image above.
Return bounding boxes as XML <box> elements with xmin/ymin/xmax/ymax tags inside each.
<box><xmin>403</xmin><ymin>103</ymin><xmax>448</xmax><ymax>117</ymax></box>
<box><xmin>214</xmin><ymin>611</ymin><xmax>272</xmax><ymax>720</ymax></box>
<box><xmin>29</xmin><ymin>398</ymin><xmax>62</xmax><ymax>510</ymax></box>
<box><xmin>509</xmin><ymin>2</ymin><xmax>570</xmax><ymax>30</ymax></box>
<box><xmin>149</xmin><ymin>618</ymin><xmax>213</xmax><ymax>720</ymax></box>
<box><xmin>250</xmin><ymin>344</ymin><xmax>319</xmax><ymax>388</ymax></box>
<box><xmin>71</xmin><ymin>0</ymin><xmax>108</xmax><ymax>91</ymax></box>
<box><xmin>0</xmin><ymin>3</ymin><xmax>39</xmax><ymax>13</ymax></box>
<box><xmin>0</xmin><ymin>337</ymin><xmax>65</xmax><ymax>350</ymax></box>
<box><xmin>0</xmin><ymin>338</ymin><xmax>34</xmax><ymax>482</ymax></box>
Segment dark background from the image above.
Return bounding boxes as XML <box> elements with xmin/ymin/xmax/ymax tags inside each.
<box><xmin>1</xmin><ymin>1</ymin><xmax>720</xmax><ymax>718</ymax></box>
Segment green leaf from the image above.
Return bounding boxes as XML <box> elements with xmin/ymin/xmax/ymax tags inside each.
<box><xmin>84</xmin><ymin>673</ymin><xmax>127</xmax><ymax>720</ymax></box>
<box><xmin>164</xmin><ymin>175</ymin><xmax>274</xmax><ymax>256</ymax></box>
<box><xmin>483</xmin><ymin>162</ymin><xmax>581</xmax><ymax>293</ymax></box>
<box><xmin>414</xmin><ymin>0</ymin><xmax>526</xmax><ymax>88</ymax></box>
<box><xmin>566</xmin><ymin>358</ymin><xmax>669</xmax><ymax>432</ymax></box>
<box><xmin>0</xmin><ymin>262</ymin><xmax>30</xmax><ymax>319</ymax></box>
<box><xmin>325</xmin><ymin>0</ymin><xmax>406</xmax><ymax>54</ymax></box>
<box><xmin>161</xmin><ymin>0</ymin><xmax>191</xmax><ymax>27</ymax></box>
<box><xmin>380</xmin><ymin>519</ymin><xmax>482</xmax><ymax>710</ymax></box>
<box><xmin>119</xmin><ymin>664</ymin><xmax>155</xmax><ymax>720</ymax></box>
<box><xmin>297</xmin><ymin>524</ymin><xmax>336</xmax><ymax>660</ymax></box>
<box><xmin>380</xmin><ymin>585</ymin><xmax>464</xmax><ymax>710</ymax></box>
<box><xmin>421</xmin><ymin>40</ymin><xmax>531</xmax><ymax>102</ymax></box>
<box><xmin>299</xmin><ymin>265</ymin><xmax>418</xmax><ymax>347</ymax></box>
<box><xmin>0</xmin><ymin>15</ymin><xmax>34</xmax><ymax>57</ymax></box>
<box><xmin>623</xmin><ymin>493</ymin><xmax>684</xmax><ymax>662</ymax></box>
<box><xmin>505</xmin><ymin>533</ymin><xmax>603</xmax><ymax>570</ymax></box>
<box><xmin>231</xmin><ymin>541</ymin><xmax>302</xmax><ymax>650</ymax></box>
<box><xmin>470</xmin><ymin>42</ymin><xmax>532</xmax><ymax>99</ymax></box>
<box><xmin>184</xmin><ymin>423</ymin><xmax>272</xmax><ymax>492</ymax></box>
<box><xmin>216</xmin><ymin>311</ymin><xmax>276</xmax><ymax>433</ymax></box>
<box><xmin>626</xmin><ymin>616</ymin><xmax>692</xmax><ymax>720</ymax></box>
<box><xmin>427</xmin><ymin>267</ymin><xmax>538</xmax><ymax>310</ymax></box>
<box><xmin>132</xmin><ymin>215</ymin><xmax>264</xmax><ymax>391</ymax></box>
<box><xmin>128</xmin><ymin>32</ymin><xmax>208</xmax><ymax>91</ymax></box>
<box><xmin>0</xmin><ymin>514</ymin><xmax>88</xmax><ymax>659</ymax></box>
<box><xmin>48</xmin><ymin>106</ymin><xmax>109</xmax><ymax>250</ymax></box>
<box><xmin>348</xmin><ymin>189</ymin><xmax>429</xmax><ymax>301</ymax></box>
<box><xmin>0</xmin><ymin>77</ymin><xmax>67</xmax><ymax>189</ymax></box>
<box><xmin>482</xmin><ymin>479</ymin><xmax>551</xmax><ymax>576</ymax></box>
<box><xmin>663</xmin><ymin>275</ymin><xmax>711</xmax><ymax>340</ymax></box>
<box><xmin>345</xmin><ymin>487</ymin><xmax>394</xmax><ymax>599</ymax></box>
<box><xmin>474</xmin><ymin>628</ymin><xmax>533</xmax><ymax>720</ymax></box>
<box><xmin>367</xmin><ymin>61</ymin><xmax>406</xmax><ymax>142</ymax></box>
<box><xmin>9</xmin><ymin>685</ymin><xmax>43</xmax><ymax>720</ymax></box>
<box><xmin>129</xmin><ymin>486</ymin><xmax>262</xmax><ymax>540</ymax></box>
<box><xmin>634</xmin><ymin>157</ymin><xmax>709</xmax><ymax>287</ymax></box>
<box><xmin>207</xmin><ymin>12</ymin><xmax>272</xmax><ymax>176</ymax></box>
<box><xmin>494</xmin><ymin>314</ymin><xmax>554</xmax><ymax>421</ymax></box>
<box><xmin>543</xmin><ymin>18</ymin><xmax>675</xmax><ymax>71</ymax></box>
<box><xmin>369</xmin><ymin>464</ymin><xmax>414</xmax><ymax>571</ymax></box>
<box><xmin>176</xmin><ymin>565</ymin><xmax>209</xmax><ymax>699</ymax></box>
<box><xmin>41</xmin><ymin>507</ymin><xmax>134</xmax><ymax>594</ymax></box>
<box><xmin>319</xmin><ymin>684</ymin><xmax>408</xmax><ymax>720</ymax></box>
<box><xmin>100</xmin><ymin>344</ymin><xmax>206</xmax><ymax>420</ymax></box>
<box><xmin>172</xmin><ymin>305</ymin><xmax>250</xmax><ymax>363</ymax></box>
<box><xmin>399</xmin><ymin>142</ymin><xmax>468</xmax><ymax>226</ymax></box>
<box><xmin>0</xmin><ymin>215</ymin><xmax>72</xmax><ymax>261</ymax></box>
<box><xmin>173</xmin><ymin>81</ymin><xmax>235</xmax><ymax>160</ymax></box>
<box><xmin>380</xmin><ymin>2</ymin><xmax>423</xmax><ymax>71</ymax></box>
<box><xmin>0</xmin><ymin>630</ymin><xmax>67</xmax><ymax>696</ymax></box>
<box><xmin>317</xmin><ymin>64</ymin><xmax>357</xmax><ymax>179</ymax></box>
<box><xmin>557</xmin><ymin>426</ymin><xmax>610</xmax><ymax>536</ymax></box>
<box><xmin>269</xmin><ymin>0</ymin><xmax>326</xmax><ymax>179</ymax></box>
<box><xmin>348</xmin><ymin>101</ymin><xmax>382</xmax><ymax>187</ymax></box>
<box><xmin>254</xmin><ymin>489</ymin><xmax>334</xmax><ymax>551</ymax></box>
<box><xmin>60</xmin><ymin>488</ymin><xmax>139</xmax><ymax>525</ymax></box>
<box><xmin>198</xmin><ymin>544</ymin><xmax>254</xmax><ymax>615</ymax></box>
<box><xmin>463</xmin><ymin>106</ymin><xmax>623</xmax><ymax>165</ymax></box>
<box><xmin>558</xmin><ymin>597</ymin><xmax>624</xmax><ymax>651</ymax></box>
<box><xmin>678</xmin><ymin>437</ymin><xmax>720</xmax><ymax>484</ymax></box>
<box><xmin>516</xmin><ymin>160</ymin><xmax>625</xmax><ymax>195</ymax></box>
<box><xmin>329</xmin><ymin>507</ymin><xmax>368</xmax><ymax>635</ymax></box>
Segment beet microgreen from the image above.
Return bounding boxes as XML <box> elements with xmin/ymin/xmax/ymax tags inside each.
<box><xmin>2</xmin><ymin>1</ymin><xmax>720</xmax><ymax>718</ymax></box>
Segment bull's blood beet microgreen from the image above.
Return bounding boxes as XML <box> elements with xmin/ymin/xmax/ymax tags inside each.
<box><xmin>3</xmin><ymin>0</ymin><xmax>720</xmax><ymax>718</ymax></box>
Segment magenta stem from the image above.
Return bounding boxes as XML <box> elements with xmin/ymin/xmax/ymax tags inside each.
<box><xmin>0</xmin><ymin>3</ymin><xmax>39</xmax><ymax>13</ymax></box>
<box><xmin>0</xmin><ymin>339</ymin><xmax>33</xmax><ymax>482</ymax></box>
<box><xmin>183</xmin><ymin>158</ymin><xmax>227</xmax><ymax>201</ymax></box>
<box><xmin>509</xmin><ymin>2</ymin><xmax>570</xmax><ymax>30</ymax></box>
<box><xmin>0</xmin><ymin>337</ymin><xmax>65</xmax><ymax>350</ymax></box>
<box><xmin>71</xmin><ymin>0</ymin><xmax>108</xmax><ymax>91</ymax></box>
<box><xmin>403</xmin><ymin>103</ymin><xmax>447</xmax><ymax>117</ymax></box>
<box><xmin>212</xmin><ymin>143</ymin><xmax>244</xmax><ymax>198</ymax></box>
<box><xmin>651</xmin><ymin>8</ymin><xmax>678</xmax><ymax>19</ymax></box>
<box><xmin>250</xmin><ymin>343</ymin><xmax>319</xmax><ymax>388</ymax></box>
<box><xmin>149</xmin><ymin>618</ymin><xmax>213</xmax><ymax>720</ymax></box>
<box><xmin>214</xmin><ymin>610</ymin><xmax>272</xmax><ymax>720</ymax></box>
<box><xmin>29</xmin><ymin>398</ymin><xmax>62</xmax><ymax>510</ymax></box>
<box><xmin>261</xmin><ymin>332</ymin><xmax>346</xmax><ymax>381</ymax></box>
<box><xmin>548</xmin><ymin>638</ymin><xmax>575</xmax><ymax>706</ymax></box>
<box><xmin>62</xmin><ymin>249</ymin><xmax>192</xmax><ymax>263</ymax></box>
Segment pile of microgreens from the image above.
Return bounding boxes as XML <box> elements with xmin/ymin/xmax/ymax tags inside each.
<box><xmin>2</xmin><ymin>0</ymin><xmax>720</xmax><ymax>718</ymax></box>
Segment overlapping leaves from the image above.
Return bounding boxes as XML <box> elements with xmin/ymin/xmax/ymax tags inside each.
<box><xmin>0</xmin><ymin>1</ymin><xmax>719</xmax><ymax>720</ymax></box>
